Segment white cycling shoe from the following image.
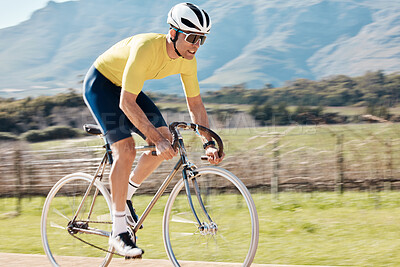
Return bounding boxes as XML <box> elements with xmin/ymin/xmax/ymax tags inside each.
<box><xmin>109</xmin><ymin>232</ymin><xmax>144</xmax><ymax>258</ymax></box>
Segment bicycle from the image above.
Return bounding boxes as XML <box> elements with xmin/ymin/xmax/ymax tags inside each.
<box><xmin>41</xmin><ymin>121</ymin><xmax>259</xmax><ymax>266</ymax></box>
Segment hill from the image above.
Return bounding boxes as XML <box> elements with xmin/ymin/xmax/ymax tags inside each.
<box><xmin>0</xmin><ymin>0</ymin><xmax>399</xmax><ymax>98</ymax></box>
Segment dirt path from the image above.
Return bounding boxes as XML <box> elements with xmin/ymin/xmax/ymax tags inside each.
<box><xmin>0</xmin><ymin>253</ymin><xmax>340</xmax><ymax>267</ymax></box>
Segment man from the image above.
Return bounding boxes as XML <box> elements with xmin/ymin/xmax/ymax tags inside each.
<box><xmin>83</xmin><ymin>3</ymin><xmax>224</xmax><ymax>257</ymax></box>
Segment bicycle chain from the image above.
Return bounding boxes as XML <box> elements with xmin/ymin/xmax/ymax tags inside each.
<box><xmin>68</xmin><ymin>231</ymin><xmax>126</xmax><ymax>257</ymax></box>
<box><xmin>68</xmin><ymin>221</ymin><xmax>140</xmax><ymax>259</ymax></box>
<box><xmin>79</xmin><ymin>220</ymin><xmax>112</xmax><ymax>224</ymax></box>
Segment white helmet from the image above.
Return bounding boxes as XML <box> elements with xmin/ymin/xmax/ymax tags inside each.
<box><xmin>167</xmin><ymin>3</ymin><xmax>211</xmax><ymax>34</ymax></box>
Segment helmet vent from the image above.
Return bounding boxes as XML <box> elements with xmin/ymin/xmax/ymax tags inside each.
<box><xmin>203</xmin><ymin>10</ymin><xmax>210</xmax><ymax>28</ymax></box>
<box><xmin>185</xmin><ymin>3</ymin><xmax>204</xmax><ymax>26</ymax></box>
<box><xmin>181</xmin><ymin>18</ymin><xmax>201</xmax><ymax>32</ymax></box>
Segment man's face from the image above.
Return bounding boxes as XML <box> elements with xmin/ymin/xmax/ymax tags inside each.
<box><xmin>175</xmin><ymin>30</ymin><xmax>204</xmax><ymax>60</ymax></box>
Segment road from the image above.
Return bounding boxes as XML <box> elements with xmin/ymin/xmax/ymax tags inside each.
<box><xmin>0</xmin><ymin>253</ymin><xmax>340</xmax><ymax>267</ymax></box>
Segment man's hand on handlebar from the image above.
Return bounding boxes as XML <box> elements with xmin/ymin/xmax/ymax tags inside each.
<box><xmin>155</xmin><ymin>138</ymin><xmax>177</xmax><ymax>160</ymax></box>
<box><xmin>205</xmin><ymin>146</ymin><xmax>224</xmax><ymax>165</ymax></box>
<box><xmin>168</xmin><ymin>122</ymin><xmax>225</xmax><ymax>164</ymax></box>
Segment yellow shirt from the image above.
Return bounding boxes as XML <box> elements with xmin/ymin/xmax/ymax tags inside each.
<box><xmin>94</xmin><ymin>33</ymin><xmax>200</xmax><ymax>97</ymax></box>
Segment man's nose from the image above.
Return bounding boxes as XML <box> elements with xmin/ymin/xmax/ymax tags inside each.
<box><xmin>193</xmin><ymin>40</ymin><xmax>201</xmax><ymax>48</ymax></box>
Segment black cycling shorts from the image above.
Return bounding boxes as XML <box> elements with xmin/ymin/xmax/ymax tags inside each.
<box><xmin>83</xmin><ymin>65</ymin><xmax>167</xmax><ymax>145</ymax></box>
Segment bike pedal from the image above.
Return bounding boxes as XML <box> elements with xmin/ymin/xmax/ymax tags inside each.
<box><xmin>125</xmin><ymin>254</ymin><xmax>142</xmax><ymax>260</ymax></box>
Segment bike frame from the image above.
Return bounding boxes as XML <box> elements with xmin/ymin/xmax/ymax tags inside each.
<box><xmin>69</xmin><ymin>129</ymin><xmax>213</xmax><ymax>238</ymax></box>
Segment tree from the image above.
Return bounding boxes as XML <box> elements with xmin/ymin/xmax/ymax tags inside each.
<box><xmin>250</xmin><ymin>103</ymin><xmax>273</xmax><ymax>126</ymax></box>
<box><xmin>273</xmin><ymin>102</ymin><xmax>290</xmax><ymax>125</ymax></box>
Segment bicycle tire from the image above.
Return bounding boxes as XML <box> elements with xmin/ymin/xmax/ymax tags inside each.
<box><xmin>163</xmin><ymin>166</ymin><xmax>259</xmax><ymax>266</ymax></box>
<box><xmin>41</xmin><ymin>173</ymin><xmax>114</xmax><ymax>267</ymax></box>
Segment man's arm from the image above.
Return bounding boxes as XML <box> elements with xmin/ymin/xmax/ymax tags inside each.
<box><xmin>186</xmin><ymin>94</ymin><xmax>224</xmax><ymax>164</ymax></box>
<box><xmin>186</xmin><ymin>95</ymin><xmax>212</xmax><ymax>138</ymax></box>
<box><xmin>120</xmin><ymin>90</ymin><xmax>176</xmax><ymax>160</ymax></box>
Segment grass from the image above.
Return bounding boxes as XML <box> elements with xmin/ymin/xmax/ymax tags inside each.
<box><xmin>157</xmin><ymin>102</ymin><xmax>253</xmax><ymax>113</ymax></box>
<box><xmin>2</xmin><ymin>191</ymin><xmax>400</xmax><ymax>266</ymax></box>
<box><xmin>28</xmin><ymin>136</ymin><xmax>104</xmax><ymax>151</ymax></box>
<box><xmin>158</xmin><ymin>102</ymin><xmax>400</xmax><ymax>116</ymax></box>
<box><xmin>213</xmin><ymin>123</ymin><xmax>400</xmax><ymax>160</ymax></box>
<box><xmin>27</xmin><ymin>123</ymin><xmax>400</xmax><ymax>153</ymax></box>
<box><xmin>325</xmin><ymin>106</ymin><xmax>400</xmax><ymax>116</ymax></box>
<box><xmin>254</xmin><ymin>192</ymin><xmax>400</xmax><ymax>267</ymax></box>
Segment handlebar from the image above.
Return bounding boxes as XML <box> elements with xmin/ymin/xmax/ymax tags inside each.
<box><xmin>169</xmin><ymin>122</ymin><xmax>224</xmax><ymax>158</ymax></box>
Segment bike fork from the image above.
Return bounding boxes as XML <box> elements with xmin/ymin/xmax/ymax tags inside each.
<box><xmin>182</xmin><ymin>167</ymin><xmax>213</xmax><ymax>226</ymax></box>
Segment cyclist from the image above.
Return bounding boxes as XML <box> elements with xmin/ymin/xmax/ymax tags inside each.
<box><xmin>83</xmin><ymin>2</ymin><xmax>224</xmax><ymax>258</ymax></box>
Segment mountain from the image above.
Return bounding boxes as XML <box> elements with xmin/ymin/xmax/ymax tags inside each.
<box><xmin>0</xmin><ymin>0</ymin><xmax>399</xmax><ymax>98</ymax></box>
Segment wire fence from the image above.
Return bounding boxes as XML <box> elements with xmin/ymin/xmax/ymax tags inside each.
<box><xmin>2</xmin><ymin>123</ymin><xmax>400</xmax><ymax>203</ymax></box>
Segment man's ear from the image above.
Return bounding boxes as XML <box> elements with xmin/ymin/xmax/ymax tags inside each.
<box><xmin>169</xmin><ymin>28</ymin><xmax>176</xmax><ymax>40</ymax></box>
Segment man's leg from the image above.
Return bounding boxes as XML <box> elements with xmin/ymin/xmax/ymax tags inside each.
<box><xmin>125</xmin><ymin>127</ymin><xmax>173</xmax><ymax>227</ymax></box>
<box><xmin>108</xmin><ymin>136</ymin><xmax>144</xmax><ymax>257</ymax></box>
<box><xmin>129</xmin><ymin>126</ymin><xmax>172</xmax><ymax>186</ymax></box>
<box><xmin>110</xmin><ymin>137</ymin><xmax>136</xmax><ymax>212</ymax></box>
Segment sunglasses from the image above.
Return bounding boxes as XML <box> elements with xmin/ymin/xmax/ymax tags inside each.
<box><xmin>173</xmin><ymin>28</ymin><xmax>207</xmax><ymax>45</ymax></box>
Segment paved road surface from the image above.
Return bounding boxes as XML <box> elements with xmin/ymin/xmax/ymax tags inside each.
<box><xmin>0</xmin><ymin>253</ymin><xmax>341</xmax><ymax>267</ymax></box>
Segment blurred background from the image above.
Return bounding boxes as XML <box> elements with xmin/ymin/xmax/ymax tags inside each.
<box><xmin>1</xmin><ymin>0</ymin><xmax>400</xmax><ymax>266</ymax></box>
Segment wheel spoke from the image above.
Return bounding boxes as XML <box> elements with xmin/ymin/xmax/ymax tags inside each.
<box><xmin>171</xmin><ymin>215</ymin><xmax>197</xmax><ymax>224</ymax></box>
<box><xmin>174</xmin><ymin>232</ymin><xmax>196</xmax><ymax>237</ymax></box>
<box><xmin>163</xmin><ymin>166</ymin><xmax>259</xmax><ymax>265</ymax></box>
<box><xmin>53</xmin><ymin>208</ymin><xmax>70</xmax><ymax>221</ymax></box>
<box><xmin>50</xmin><ymin>221</ymin><xmax>66</xmax><ymax>230</ymax></box>
<box><xmin>41</xmin><ymin>174</ymin><xmax>113</xmax><ymax>266</ymax></box>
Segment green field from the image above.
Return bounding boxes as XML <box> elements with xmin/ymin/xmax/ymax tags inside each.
<box><xmin>157</xmin><ymin>102</ymin><xmax>400</xmax><ymax>115</ymax></box>
<box><xmin>214</xmin><ymin>122</ymin><xmax>400</xmax><ymax>159</ymax></box>
<box><xmin>2</xmin><ymin>191</ymin><xmax>400</xmax><ymax>266</ymax></box>
<box><xmin>28</xmin><ymin>122</ymin><xmax>400</xmax><ymax>154</ymax></box>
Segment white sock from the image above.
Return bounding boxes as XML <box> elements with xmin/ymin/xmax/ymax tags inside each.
<box><xmin>112</xmin><ymin>210</ymin><xmax>127</xmax><ymax>237</ymax></box>
<box><xmin>127</xmin><ymin>180</ymin><xmax>140</xmax><ymax>200</ymax></box>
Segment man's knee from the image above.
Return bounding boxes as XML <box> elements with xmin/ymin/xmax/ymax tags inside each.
<box><xmin>111</xmin><ymin>138</ymin><xmax>136</xmax><ymax>164</ymax></box>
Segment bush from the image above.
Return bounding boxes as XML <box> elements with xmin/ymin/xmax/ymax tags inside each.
<box><xmin>21</xmin><ymin>126</ymin><xmax>83</xmax><ymax>142</ymax></box>
<box><xmin>0</xmin><ymin>132</ymin><xmax>19</xmax><ymax>141</ymax></box>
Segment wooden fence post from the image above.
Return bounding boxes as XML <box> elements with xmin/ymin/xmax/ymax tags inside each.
<box><xmin>384</xmin><ymin>138</ymin><xmax>393</xmax><ymax>191</ymax></box>
<box><xmin>335</xmin><ymin>134</ymin><xmax>344</xmax><ymax>194</ymax></box>
<box><xmin>14</xmin><ymin>145</ymin><xmax>23</xmax><ymax>215</ymax></box>
<box><xmin>271</xmin><ymin>137</ymin><xmax>280</xmax><ymax>199</ymax></box>
<box><xmin>25</xmin><ymin>159</ymin><xmax>35</xmax><ymax>200</ymax></box>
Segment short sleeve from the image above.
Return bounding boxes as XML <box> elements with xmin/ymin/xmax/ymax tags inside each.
<box><xmin>122</xmin><ymin>43</ymin><xmax>151</xmax><ymax>95</ymax></box>
<box><xmin>180</xmin><ymin>58</ymin><xmax>200</xmax><ymax>97</ymax></box>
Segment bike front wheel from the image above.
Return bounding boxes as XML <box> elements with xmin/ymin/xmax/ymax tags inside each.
<box><xmin>41</xmin><ymin>173</ymin><xmax>114</xmax><ymax>266</ymax></box>
<box><xmin>163</xmin><ymin>166</ymin><xmax>259</xmax><ymax>266</ymax></box>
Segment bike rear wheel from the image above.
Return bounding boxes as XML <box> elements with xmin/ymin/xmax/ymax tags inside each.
<box><xmin>41</xmin><ymin>173</ymin><xmax>114</xmax><ymax>266</ymax></box>
<box><xmin>163</xmin><ymin>166</ymin><xmax>259</xmax><ymax>266</ymax></box>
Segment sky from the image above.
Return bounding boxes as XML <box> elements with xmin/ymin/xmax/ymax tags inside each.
<box><xmin>0</xmin><ymin>0</ymin><xmax>72</xmax><ymax>29</ymax></box>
